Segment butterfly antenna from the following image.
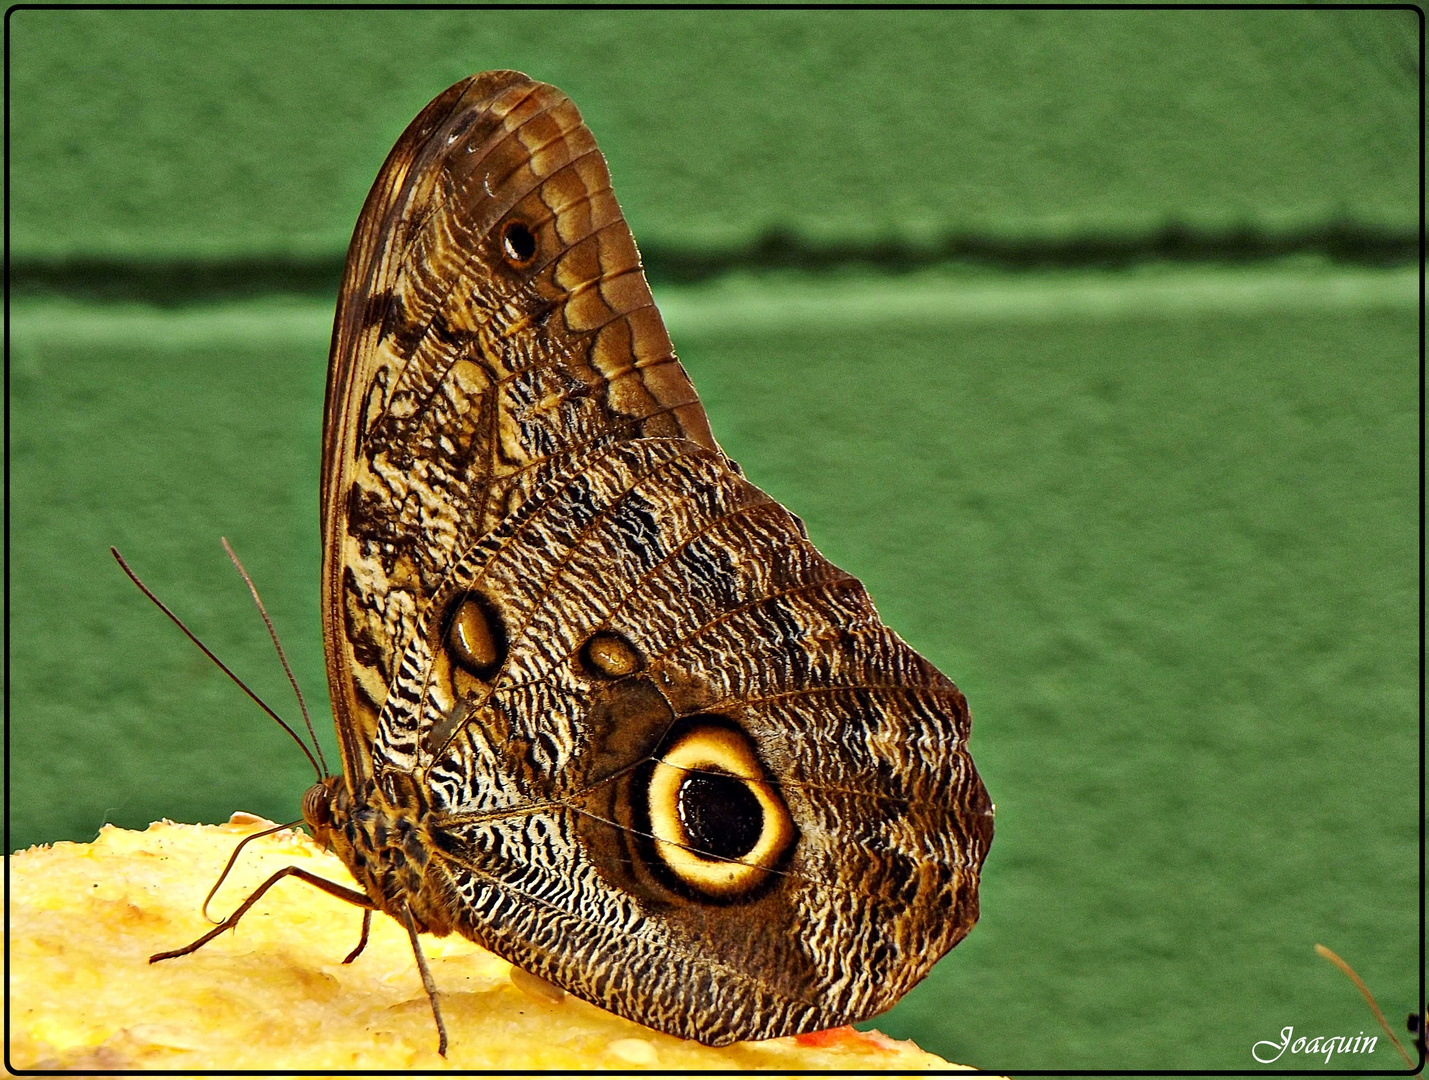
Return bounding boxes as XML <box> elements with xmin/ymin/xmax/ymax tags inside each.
<box><xmin>110</xmin><ymin>547</ymin><xmax>324</xmax><ymax>780</ymax></box>
<box><xmin>1315</xmin><ymin>943</ymin><xmax>1414</xmax><ymax>1067</ymax></box>
<box><xmin>221</xmin><ymin>537</ymin><xmax>329</xmax><ymax>777</ymax></box>
<box><xmin>201</xmin><ymin>818</ymin><xmax>303</xmax><ymax>922</ymax></box>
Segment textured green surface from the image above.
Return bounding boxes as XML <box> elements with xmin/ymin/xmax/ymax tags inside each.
<box><xmin>9</xmin><ymin>270</ymin><xmax>1418</xmax><ymax>1069</ymax></box>
<box><xmin>6</xmin><ymin>7</ymin><xmax>1421</xmax><ymax>1072</ymax></box>
<box><xmin>9</xmin><ymin>7</ymin><xmax>1419</xmax><ymax>260</ymax></box>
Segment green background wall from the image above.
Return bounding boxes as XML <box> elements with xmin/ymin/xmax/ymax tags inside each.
<box><xmin>8</xmin><ymin>7</ymin><xmax>1420</xmax><ymax>1072</ymax></box>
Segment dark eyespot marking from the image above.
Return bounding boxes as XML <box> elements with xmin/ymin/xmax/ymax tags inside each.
<box><xmin>643</xmin><ymin>719</ymin><xmax>797</xmax><ymax>901</ymax></box>
<box><xmin>444</xmin><ymin>592</ymin><xmax>506</xmax><ymax>680</ymax></box>
<box><xmin>580</xmin><ymin>630</ymin><xmax>643</xmax><ymax>679</ymax></box>
<box><xmin>501</xmin><ymin>220</ymin><xmax>538</xmax><ymax>267</ymax></box>
<box><xmin>678</xmin><ymin>772</ymin><xmax>763</xmax><ymax>861</ymax></box>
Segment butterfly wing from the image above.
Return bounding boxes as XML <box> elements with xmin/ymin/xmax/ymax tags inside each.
<box><xmin>386</xmin><ymin>437</ymin><xmax>993</xmax><ymax>1043</ymax></box>
<box><xmin>323</xmin><ymin>72</ymin><xmax>992</xmax><ymax>1045</ymax></box>
<box><xmin>321</xmin><ymin>71</ymin><xmax>715</xmax><ymax>788</ymax></box>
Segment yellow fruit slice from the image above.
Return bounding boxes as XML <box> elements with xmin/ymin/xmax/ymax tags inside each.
<box><xmin>8</xmin><ymin>816</ymin><xmax>987</xmax><ymax>1072</ymax></box>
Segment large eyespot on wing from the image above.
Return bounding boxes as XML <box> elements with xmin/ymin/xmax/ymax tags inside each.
<box><xmin>641</xmin><ymin>718</ymin><xmax>798</xmax><ymax>902</ymax></box>
<box><xmin>403</xmin><ymin>441</ymin><xmax>991</xmax><ymax>1045</ymax></box>
<box><xmin>319</xmin><ymin>71</ymin><xmax>721</xmax><ymax>787</ymax></box>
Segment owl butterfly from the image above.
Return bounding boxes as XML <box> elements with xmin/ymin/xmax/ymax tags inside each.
<box><xmin>160</xmin><ymin>69</ymin><xmax>993</xmax><ymax>1053</ymax></box>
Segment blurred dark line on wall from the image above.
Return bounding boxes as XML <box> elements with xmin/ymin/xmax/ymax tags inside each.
<box><xmin>650</xmin><ymin>221</ymin><xmax>1418</xmax><ymax>283</ymax></box>
<box><xmin>9</xmin><ymin>221</ymin><xmax>1419</xmax><ymax>305</ymax></box>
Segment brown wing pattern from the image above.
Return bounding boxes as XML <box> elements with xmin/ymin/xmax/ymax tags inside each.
<box><xmin>321</xmin><ymin>71</ymin><xmax>716</xmax><ymax>786</ymax></box>
<box><xmin>317</xmin><ymin>71</ymin><xmax>992</xmax><ymax>1048</ymax></box>
<box><xmin>366</xmin><ymin>436</ymin><xmax>991</xmax><ymax>1043</ymax></box>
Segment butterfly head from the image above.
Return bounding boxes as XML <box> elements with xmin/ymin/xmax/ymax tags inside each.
<box><xmin>301</xmin><ymin>774</ymin><xmax>346</xmax><ymax>849</ymax></box>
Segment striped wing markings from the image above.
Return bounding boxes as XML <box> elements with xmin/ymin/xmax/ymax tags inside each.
<box><xmin>358</xmin><ymin>439</ymin><xmax>975</xmax><ymax>888</ymax></box>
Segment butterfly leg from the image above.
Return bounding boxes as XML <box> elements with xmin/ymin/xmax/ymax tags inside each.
<box><xmin>150</xmin><ymin>866</ymin><xmax>376</xmax><ymax>963</ymax></box>
<box><xmin>342</xmin><ymin>908</ymin><xmax>374</xmax><ymax>964</ymax></box>
<box><xmin>398</xmin><ymin>900</ymin><xmax>448</xmax><ymax>1057</ymax></box>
